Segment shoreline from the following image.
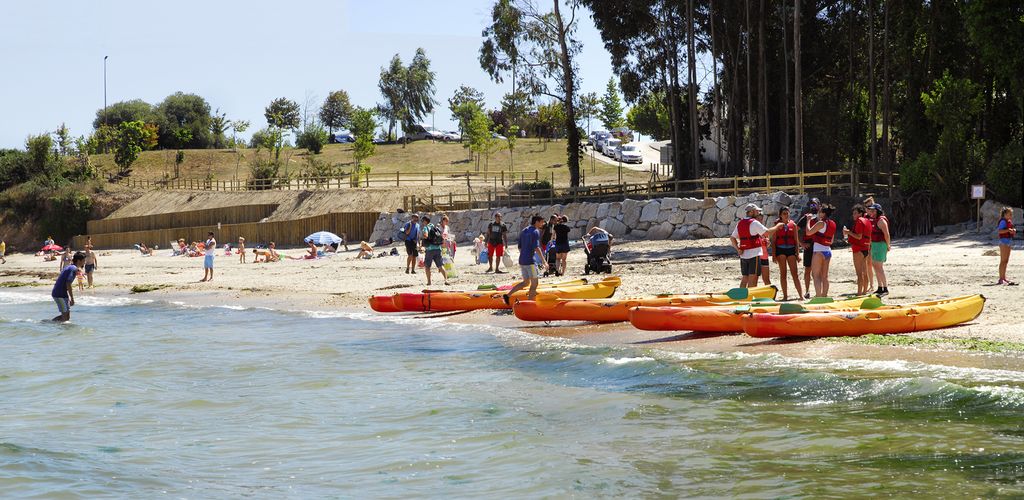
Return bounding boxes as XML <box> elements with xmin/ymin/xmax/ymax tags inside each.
<box><xmin>2</xmin><ymin>229</ymin><xmax>1022</xmax><ymax>372</ymax></box>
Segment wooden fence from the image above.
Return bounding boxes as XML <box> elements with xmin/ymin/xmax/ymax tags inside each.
<box><xmin>116</xmin><ymin>170</ymin><xmax>545</xmax><ymax>191</ymax></box>
<box><xmin>72</xmin><ymin>212</ymin><xmax>380</xmax><ymax>250</ymax></box>
<box><xmin>87</xmin><ymin>204</ymin><xmax>279</xmax><ymax>234</ymax></box>
<box><xmin>405</xmin><ymin>169</ymin><xmax>899</xmax><ymax>212</ymax></box>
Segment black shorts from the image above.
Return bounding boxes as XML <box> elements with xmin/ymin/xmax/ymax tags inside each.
<box><xmin>404</xmin><ymin>240</ymin><xmax>418</xmax><ymax>257</ymax></box>
<box><xmin>555</xmin><ymin>243</ymin><xmax>570</xmax><ymax>254</ymax></box>
<box><xmin>803</xmin><ymin>246</ymin><xmax>814</xmax><ymax>267</ymax></box>
<box><xmin>424</xmin><ymin>249</ymin><xmax>443</xmax><ymax>270</ymax></box>
<box><xmin>775</xmin><ymin>246</ymin><xmax>797</xmax><ymax>257</ymax></box>
<box><xmin>740</xmin><ymin>257</ymin><xmax>759</xmax><ymax>276</ymax></box>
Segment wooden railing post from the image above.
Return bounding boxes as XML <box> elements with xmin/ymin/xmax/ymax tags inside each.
<box><xmin>826</xmin><ymin>171</ymin><xmax>832</xmax><ymax>197</ymax></box>
<box><xmin>430</xmin><ymin>171</ymin><xmax>434</xmax><ymax>186</ymax></box>
<box><xmin>733</xmin><ymin>176</ymin><xmax>739</xmax><ymax>196</ymax></box>
<box><xmin>703</xmin><ymin>178</ymin><xmax>709</xmax><ymax>199</ymax></box>
<box><xmin>396</xmin><ymin>171</ymin><xmax>400</xmax><ymax>187</ymax></box>
<box><xmin>766</xmin><ymin>173</ymin><xmax>772</xmax><ymax>193</ymax></box>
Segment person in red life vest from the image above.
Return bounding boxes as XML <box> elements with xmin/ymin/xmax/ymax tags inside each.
<box><xmin>866</xmin><ymin>201</ymin><xmax>891</xmax><ymax>296</ymax></box>
<box><xmin>806</xmin><ymin>203</ymin><xmax>837</xmax><ymax>297</ymax></box>
<box><xmin>755</xmin><ymin>213</ymin><xmax>772</xmax><ymax>286</ymax></box>
<box><xmin>997</xmin><ymin>207</ymin><xmax>1017</xmax><ymax>285</ymax></box>
<box><xmin>795</xmin><ymin>198</ymin><xmax>820</xmax><ymax>299</ymax></box>
<box><xmin>843</xmin><ymin>204</ymin><xmax>874</xmax><ymax>296</ymax></box>
<box><xmin>772</xmin><ymin>206</ymin><xmax>804</xmax><ymax>301</ymax></box>
<box><xmin>730</xmin><ymin>203</ymin><xmax>784</xmax><ymax>289</ymax></box>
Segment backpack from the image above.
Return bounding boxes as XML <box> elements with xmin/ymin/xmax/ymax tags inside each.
<box><xmin>426</xmin><ymin>225</ymin><xmax>444</xmax><ymax>246</ymax></box>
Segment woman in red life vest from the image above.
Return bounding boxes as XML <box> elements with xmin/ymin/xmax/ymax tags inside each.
<box><xmin>795</xmin><ymin>198</ymin><xmax>820</xmax><ymax>299</ymax></box>
<box><xmin>997</xmin><ymin>207</ymin><xmax>1017</xmax><ymax>285</ymax></box>
<box><xmin>755</xmin><ymin>213</ymin><xmax>772</xmax><ymax>286</ymax></box>
<box><xmin>843</xmin><ymin>204</ymin><xmax>874</xmax><ymax>296</ymax></box>
<box><xmin>866</xmin><ymin>202</ymin><xmax>891</xmax><ymax>295</ymax></box>
<box><xmin>772</xmin><ymin>206</ymin><xmax>803</xmax><ymax>301</ymax></box>
<box><xmin>806</xmin><ymin>204</ymin><xmax>837</xmax><ymax>297</ymax></box>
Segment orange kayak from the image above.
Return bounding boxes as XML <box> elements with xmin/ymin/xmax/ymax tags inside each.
<box><xmin>512</xmin><ymin>285</ymin><xmax>778</xmax><ymax>323</ymax></box>
<box><xmin>394</xmin><ymin>277</ymin><xmax>621</xmax><ymax>312</ymax></box>
<box><xmin>378</xmin><ymin>279</ymin><xmax>588</xmax><ymax>313</ymax></box>
<box><xmin>628</xmin><ymin>295</ymin><xmax>877</xmax><ymax>332</ymax></box>
<box><xmin>742</xmin><ymin>295</ymin><xmax>986</xmax><ymax>338</ymax></box>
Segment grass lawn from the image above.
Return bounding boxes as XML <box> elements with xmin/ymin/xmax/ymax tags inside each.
<box><xmin>90</xmin><ymin>140</ymin><xmax>650</xmax><ymax>189</ymax></box>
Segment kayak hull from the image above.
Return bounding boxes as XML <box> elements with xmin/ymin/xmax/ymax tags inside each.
<box><xmin>378</xmin><ymin>278</ymin><xmax>588</xmax><ymax>313</ymax></box>
<box><xmin>512</xmin><ymin>285</ymin><xmax>778</xmax><ymax>323</ymax></box>
<box><xmin>394</xmin><ymin>277</ymin><xmax>621</xmax><ymax>312</ymax></box>
<box><xmin>369</xmin><ymin>295</ymin><xmax>402</xmax><ymax>313</ymax></box>
<box><xmin>628</xmin><ymin>296</ymin><xmax>875</xmax><ymax>332</ymax></box>
<box><xmin>741</xmin><ymin>295</ymin><xmax>985</xmax><ymax>338</ymax></box>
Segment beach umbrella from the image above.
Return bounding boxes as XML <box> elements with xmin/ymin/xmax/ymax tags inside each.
<box><xmin>42</xmin><ymin>244</ymin><xmax>63</xmax><ymax>252</ymax></box>
<box><xmin>304</xmin><ymin>231</ymin><xmax>342</xmax><ymax>245</ymax></box>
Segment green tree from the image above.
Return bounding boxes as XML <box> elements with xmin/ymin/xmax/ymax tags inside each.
<box><xmin>231</xmin><ymin>120</ymin><xmax>250</xmax><ymax>149</ymax></box>
<box><xmin>320</xmin><ymin>90</ymin><xmax>354</xmax><ymax>135</ymax></box>
<box><xmin>93</xmin><ymin>99</ymin><xmax>155</xmax><ymax>129</ymax></box>
<box><xmin>377</xmin><ymin>49</ymin><xmax>437</xmax><ymax>145</ymax></box>
<box><xmin>627</xmin><ymin>91</ymin><xmax>670</xmax><ymax>140</ymax></box>
<box><xmin>464</xmin><ymin>104</ymin><xmax>493</xmax><ymax>169</ymax></box>
<box><xmin>26</xmin><ymin>134</ymin><xmax>55</xmax><ymax>178</ymax></box>
<box><xmin>577</xmin><ymin>92</ymin><xmax>600</xmax><ymax>135</ymax></box>
<box><xmin>265</xmin><ymin>97</ymin><xmax>301</xmax><ymax>129</ymax></box>
<box><xmin>172</xmin><ymin>129</ymin><xmax>192</xmax><ymax>178</ymax></box>
<box><xmin>209</xmin><ymin>108</ymin><xmax>231</xmax><ymax>149</ymax></box>
<box><xmin>377</xmin><ymin>55</ymin><xmax>405</xmax><ymax>141</ymax></box>
<box><xmin>113</xmin><ymin>121</ymin><xmax>147</xmax><ymax>176</ymax></box>
<box><xmin>534</xmin><ymin>101</ymin><xmax>566</xmax><ymax>148</ymax></box>
<box><xmin>501</xmin><ymin>90</ymin><xmax>533</xmax><ymax>134</ymax></box>
<box><xmin>296</xmin><ymin>124</ymin><xmax>329</xmax><ymax>154</ymax></box>
<box><xmin>481</xmin><ymin>0</ymin><xmax>584</xmax><ymax>186</ymax></box>
<box><xmin>350</xmin><ymin>107</ymin><xmax>377</xmax><ymax>184</ymax></box>
<box><xmin>449</xmin><ymin>85</ymin><xmax>486</xmax><ymax>139</ymax></box>
<box><xmin>154</xmin><ymin>92</ymin><xmax>213</xmax><ymax>149</ymax></box>
<box><xmin>53</xmin><ymin>123</ymin><xmax>73</xmax><ymax>157</ymax></box>
<box><xmin>600</xmin><ymin>77</ymin><xmax>625</xmax><ymax>129</ymax></box>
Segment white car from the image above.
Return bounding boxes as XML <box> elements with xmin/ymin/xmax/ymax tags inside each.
<box><xmin>603</xmin><ymin>138</ymin><xmax>621</xmax><ymax>157</ymax></box>
<box><xmin>616</xmin><ymin>143</ymin><xmax>643</xmax><ymax>164</ymax></box>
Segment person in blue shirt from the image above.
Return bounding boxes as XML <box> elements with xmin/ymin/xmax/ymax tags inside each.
<box><xmin>52</xmin><ymin>251</ymin><xmax>85</xmax><ymax>322</ymax></box>
<box><xmin>504</xmin><ymin>216</ymin><xmax>549</xmax><ymax>302</ymax></box>
<box><xmin>997</xmin><ymin>207</ymin><xmax>1017</xmax><ymax>285</ymax></box>
<box><xmin>402</xmin><ymin>214</ymin><xmax>420</xmax><ymax>274</ymax></box>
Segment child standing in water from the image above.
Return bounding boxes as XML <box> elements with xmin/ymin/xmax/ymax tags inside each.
<box><xmin>997</xmin><ymin>207</ymin><xmax>1017</xmax><ymax>285</ymax></box>
<box><xmin>52</xmin><ymin>252</ymin><xmax>85</xmax><ymax>322</ymax></box>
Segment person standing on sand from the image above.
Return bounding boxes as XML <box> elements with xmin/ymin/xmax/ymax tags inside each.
<box><xmin>553</xmin><ymin>216</ymin><xmax>572</xmax><ymax>276</ymax></box>
<box><xmin>52</xmin><ymin>251</ymin><xmax>84</xmax><ymax>322</ymax></box>
<box><xmin>402</xmin><ymin>214</ymin><xmax>420</xmax><ymax>274</ymax></box>
<box><xmin>997</xmin><ymin>207</ymin><xmax>1017</xmax><ymax>285</ymax></box>
<box><xmin>238</xmin><ymin>237</ymin><xmax>247</xmax><ymax>263</ymax></box>
<box><xmin>83</xmin><ymin>246</ymin><xmax>98</xmax><ymax>289</ymax></box>
<box><xmin>0</xmin><ymin>239</ymin><xmax>6</xmax><ymax>264</ymax></box>
<box><xmin>772</xmin><ymin>207</ymin><xmax>803</xmax><ymax>301</ymax></box>
<box><xmin>421</xmin><ymin>216</ymin><xmax>449</xmax><ymax>286</ymax></box>
<box><xmin>731</xmin><ymin>204</ymin><xmax>782</xmax><ymax>289</ymax></box>
<box><xmin>755</xmin><ymin>213</ymin><xmax>772</xmax><ymax>286</ymax></box>
<box><xmin>806</xmin><ymin>204</ymin><xmax>837</xmax><ymax>297</ymax></box>
<box><xmin>866</xmin><ymin>202</ymin><xmax>891</xmax><ymax>296</ymax></box>
<box><xmin>485</xmin><ymin>213</ymin><xmax>509</xmax><ymax>274</ymax></box>
<box><xmin>503</xmin><ymin>216</ymin><xmax>548</xmax><ymax>303</ymax></box>
<box><xmin>795</xmin><ymin>198</ymin><xmax>820</xmax><ymax>299</ymax></box>
<box><xmin>201</xmin><ymin>231</ymin><xmax>216</xmax><ymax>282</ymax></box>
<box><xmin>843</xmin><ymin>204</ymin><xmax>874</xmax><ymax>296</ymax></box>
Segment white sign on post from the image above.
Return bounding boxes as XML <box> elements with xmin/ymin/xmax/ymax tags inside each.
<box><xmin>971</xmin><ymin>185</ymin><xmax>986</xmax><ymax>200</ymax></box>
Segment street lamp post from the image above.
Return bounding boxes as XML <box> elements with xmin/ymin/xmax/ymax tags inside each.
<box><xmin>103</xmin><ymin>56</ymin><xmax>108</xmax><ymax>125</ymax></box>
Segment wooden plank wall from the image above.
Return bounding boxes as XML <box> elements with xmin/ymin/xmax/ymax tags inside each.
<box><xmin>87</xmin><ymin>204</ymin><xmax>280</xmax><ymax>234</ymax></box>
<box><xmin>73</xmin><ymin>212</ymin><xmax>380</xmax><ymax>250</ymax></box>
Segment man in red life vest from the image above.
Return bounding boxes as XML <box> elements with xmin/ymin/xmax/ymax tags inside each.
<box><xmin>730</xmin><ymin>203</ymin><xmax>784</xmax><ymax>288</ymax></box>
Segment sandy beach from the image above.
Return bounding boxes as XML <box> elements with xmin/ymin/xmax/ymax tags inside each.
<box><xmin>3</xmin><ymin>231</ymin><xmax>1022</xmax><ymax>370</ymax></box>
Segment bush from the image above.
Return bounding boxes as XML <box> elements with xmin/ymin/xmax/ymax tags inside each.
<box><xmin>42</xmin><ymin>187</ymin><xmax>93</xmax><ymax>242</ymax></box>
<box><xmin>509</xmin><ymin>179</ymin><xmax>554</xmax><ymax>199</ymax></box>
<box><xmin>296</xmin><ymin>125</ymin><xmax>329</xmax><ymax>154</ymax></box>
<box><xmin>986</xmin><ymin>141</ymin><xmax>1023</xmax><ymax>207</ymax></box>
<box><xmin>247</xmin><ymin>156</ymin><xmax>280</xmax><ymax>190</ymax></box>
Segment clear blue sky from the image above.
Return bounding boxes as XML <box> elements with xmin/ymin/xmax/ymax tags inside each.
<box><xmin>0</xmin><ymin>0</ymin><xmax>619</xmax><ymax>148</ymax></box>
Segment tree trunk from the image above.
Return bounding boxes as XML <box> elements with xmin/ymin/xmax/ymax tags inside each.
<box><xmin>793</xmin><ymin>0</ymin><xmax>804</xmax><ymax>174</ymax></box>
<box><xmin>687</xmin><ymin>0</ymin><xmax>700</xmax><ymax>178</ymax></box>
<box><xmin>869</xmin><ymin>0</ymin><xmax>878</xmax><ymax>179</ymax></box>
<box><xmin>745</xmin><ymin>0</ymin><xmax>753</xmax><ymax>175</ymax></box>
<box><xmin>758</xmin><ymin>0</ymin><xmax>768</xmax><ymax>174</ymax></box>
<box><xmin>553</xmin><ymin>0</ymin><xmax>581</xmax><ymax>187</ymax></box>
<box><xmin>882</xmin><ymin>0</ymin><xmax>891</xmax><ymax>175</ymax></box>
<box><xmin>781</xmin><ymin>0</ymin><xmax>791</xmax><ymax>172</ymax></box>
<box><xmin>710</xmin><ymin>0</ymin><xmax>723</xmax><ymax>175</ymax></box>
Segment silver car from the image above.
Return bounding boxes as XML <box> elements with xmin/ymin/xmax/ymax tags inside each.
<box><xmin>615</xmin><ymin>143</ymin><xmax>643</xmax><ymax>164</ymax></box>
<box><xmin>603</xmin><ymin>138</ymin><xmax>621</xmax><ymax>157</ymax></box>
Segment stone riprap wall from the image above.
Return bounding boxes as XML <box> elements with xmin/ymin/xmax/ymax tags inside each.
<box><xmin>369</xmin><ymin>191</ymin><xmax>810</xmax><ymax>245</ymax></box>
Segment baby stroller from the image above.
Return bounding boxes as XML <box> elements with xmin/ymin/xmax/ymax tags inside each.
<box><xmin>542</xmin><ymin>241</ymin><xmax>559</xmax><ymax>277</ymax></box>
<box><xmin>582</xmin><ymin>238</ymin><xmax>612</xmax><ymax>275</ymax></box>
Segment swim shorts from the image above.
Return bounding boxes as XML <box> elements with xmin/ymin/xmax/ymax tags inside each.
<box><xmin>520</xmin><ymin>264</ymin><xmax>539</xmax><ymax>279</ymax></box>
<box><xmin>487</xmin><ymin>243</ymin><xmax>505</xmax><ymax>258</ymax></box>
<box><xmin>871</xmin><ymin>241</ymin><xmax>888</xmax><ymax>263</ymax></box>
<box><xmin>85</xmin><ymin>264</ymin><xmax>95</xmax><ymax>274</ymax></box>
<box><xmin>775</xmin><ymin>246</ymin><xmax>797</xmax><ymax>257</ymax></box>
<box><xmin>740</xmin><ymin>257</ymin><xmax>759</xmax><ymax>276</ymax></box>
<box><xmin>424</xmin><ymin>249</ymin><xmax>443</xmax><ymax>270</ymax></box>
<box><xmin>204</xmin><ymin>253</ymin><xmax>214</xmax><ymax>269</ymax></box>
<box><xmin>53</xmin><ymin>297</ymin><xmax>70</xmax><ymax>314</ymax></box>
<box><xmin>405</xmin><ymin>239</ymin><xmax>418</xmax><ymax>257</ymax></box>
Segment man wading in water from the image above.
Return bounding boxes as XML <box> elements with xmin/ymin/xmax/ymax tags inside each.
<box><xmin>52</xmin><ymin>251</ymin><xmax>85</xmax><ymax>322</ymax></box>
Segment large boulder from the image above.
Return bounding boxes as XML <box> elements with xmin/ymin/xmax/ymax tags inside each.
<box><xmin>595</xmin><ymin>202</ymin><xmax>610</xmax><ymax>219</ymax></box>
<box><xmin>733</xmin><ymin>195</ymin><xmax>750</xmax><ymax>207</ymax></box>
<box><xmin>669</xmin><ymin>210</ymin><xmax>689</xmax><ymax>225</ymax></box>
<box><xmin>771</xmin><ymin>191</ymin><xmax>792</xmax><ymax>205</ymax></box>
<box><xmin>631</xmin><ymin>229</ymin><xmax>648</xmax><ymax>239</ymax></box>
<box><xmin>661</xmin><ymin>197</ymin><xmax>681</xmax><ymax>211</ymax></box>
<box><xmin>680</xmin><ymin>197</ymin><xmax>704</xmax><ymax>210</ymax></box>
<box><xmin>635</xmin><ymin>221</ymin><xmax>652</xmax><ymax>231</ymax></box>
<box><xmin>646</xmin><ymin>221</ymin><xmax>675</xmax><ymax>240</ymax></box>
<box><xmin>717</xmin><ymin>205</ymin><xmax>738</xmax><ymax>224</ymax></box>
<box><xmin>715</xmin><ymin>196</ymin><xmax>734</xmax><ymax>209</ymax></box>
<box><xmin>623</xmin><ymin>203</ymin><xmax>642</xmax><ymax>227</ymax></box>
<box><xmin>702</xmin><ymin>197</ymin><xmax>717</xmax><ymax>209</ymax></box>
<box><xmin>762</xmin><ymin>200</ymin><xmax>781</xmax><ymax>216</ymax></box>
<box><xmin>600</xmin><ymin>217</ymin><xmax>629</xmax><ymax>237</ymax></box>
<box><xmin>701</xmin><ymin>208</ymin><xmax>719</xmax><ymax>228</ymax></box>
<box><xmin>579</xmin><ymin>202</ymin><xmax>599</xmax><ymax>220</ymax></box>
<box><xmin>685</xmin><ymin>209</ymin><xmax>703</xmax><ymax>224</ymax></box>
<box><xmin>607</xmin><ymin>202</ymin><xmax>623</xmax><ymax>219</ymax></box>
<box><xmin>713</xmin><ymin>223</ymin><xmax>732</xmax><ymax>238</ymax></box>
<box><xmin>671</xmin><ymin>224</ymin><xmax>692</xmax><ymax>239</ymax></box>
<box><xmin>640</xmin><ymin>200</ymin><xmax>662</xmax><ymax>222</ymax></box>
<box><xmin>657</xmin><ymin>209</ymin><xmax>675</xmax><ymax>223</ymax></box>
<box><xmin>691</xmin><ymin>226</ymin><xmax>714</xmax><ymax>238</ymax></box>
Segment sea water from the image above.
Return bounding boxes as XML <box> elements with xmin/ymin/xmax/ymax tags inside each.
<box><xmin>2</xmin><ymin>291</ymin><xmax>1024</xmax><ymax>498</ymax></box>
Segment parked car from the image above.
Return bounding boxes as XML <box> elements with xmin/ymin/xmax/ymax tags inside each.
<box><xmin>615</xmin><ymin>143</ymin><xmax>643</xmax><ymax>164</ymax></box>
<box><xmin>441</xmin><ymin>131</ymin><xmax>461</xmax><ymax>142</ymax></box>
<box><xmin>332</xmin><ymin>131</ymin><xmax>355</xmax><ymax>143</ymax></box>
<box><xmin>588</xmin><ymin>130</ymin><xmax>608</xmax><ymax>146</ymax></box>
<box><xmin>610</xmin><ymin>127</ymin><xmax>635</xmax><ymax>142</ymax></box>
<box><xmin>491</xmin><ymin>132</ymin><xmax>507</xmax><ymax>141</ymax></box>
<box><xmin>405</xmin><ymin>124</ymin><xmax>445</xmax><ymax>141</ymax></box>
<box><xmin>603</xmin><ymin>138</ymin><xmax>622</xmax><ymax>157</ymax></box>
<box><xmin>593</xmin><ymin>132</ymin><xmax>611</xmax><ymax>151</ymax></box>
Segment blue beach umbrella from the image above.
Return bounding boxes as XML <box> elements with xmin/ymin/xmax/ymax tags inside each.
<box><xmin>305</xmin><ymin>231</ymin><xmax>342</xmax><ymax>245</ymax></box>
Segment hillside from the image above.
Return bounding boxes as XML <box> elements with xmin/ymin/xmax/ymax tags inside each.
<box><xmin>89</xmin><ymin>140</ymin><xmax>650</xmax><ymax>187</ymax></box>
